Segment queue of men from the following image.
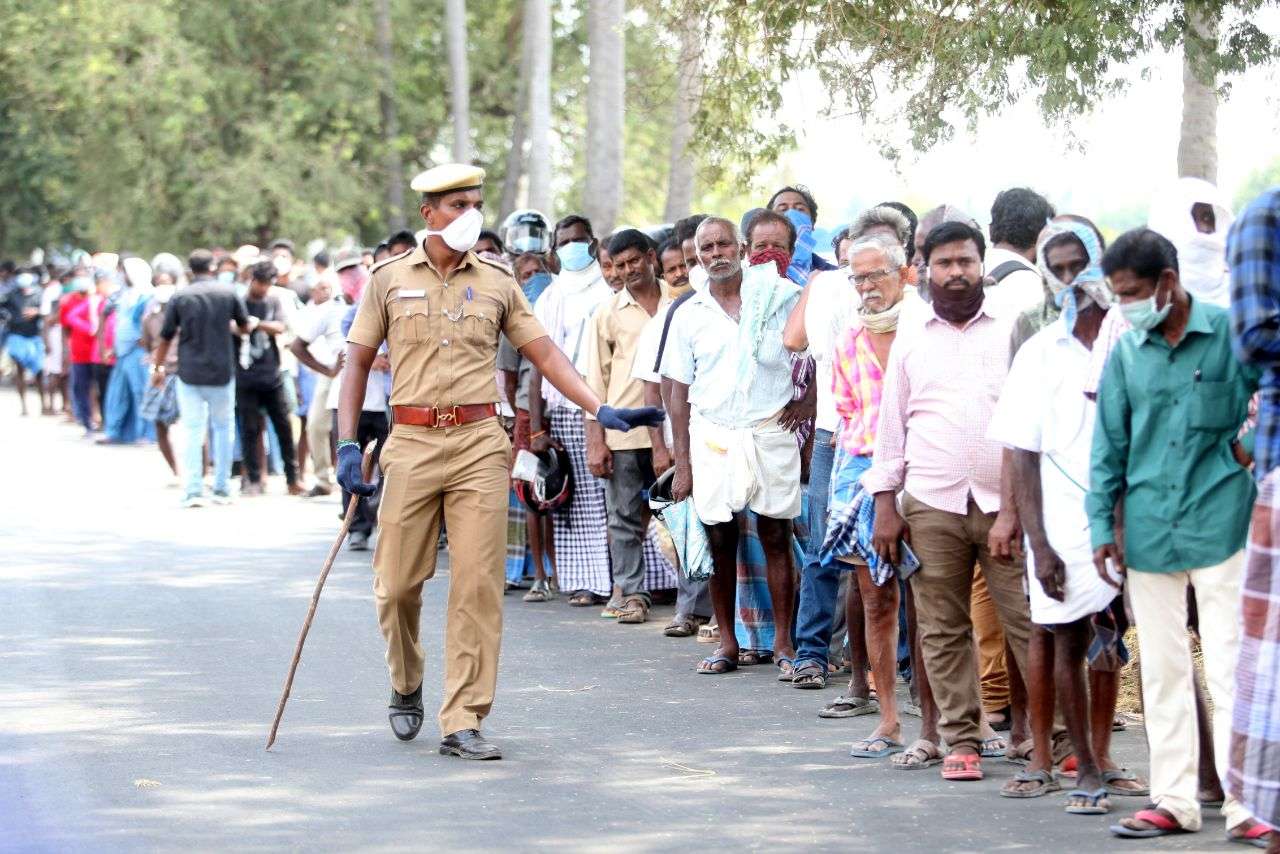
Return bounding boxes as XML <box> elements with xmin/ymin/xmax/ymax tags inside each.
<box><xmin>3</xmin><ymin>177</ymin><xmax>1279</xmax><ymax>848</ymax></box>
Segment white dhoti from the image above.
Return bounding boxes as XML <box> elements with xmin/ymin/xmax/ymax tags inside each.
<box><xmin>688</xmin><ymin>410</ymin><xmax>801</xmax><ymax>525</ymax></box>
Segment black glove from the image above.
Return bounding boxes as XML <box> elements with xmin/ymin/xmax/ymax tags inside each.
<box><xmin>336</xmin><ymin>443</ymin><xmax>376</xmax><ymax>496</ymax></box>
<box><xmin>596</xmin><ymin>405</ymin><xmax>665</xmax><ymax>432</ymax></box>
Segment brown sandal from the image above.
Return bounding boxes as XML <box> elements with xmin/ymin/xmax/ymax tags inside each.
<box><xmin>615</xmin><ymin>596</ymin><xmax>649</xmax><ymax>624</ymax></box>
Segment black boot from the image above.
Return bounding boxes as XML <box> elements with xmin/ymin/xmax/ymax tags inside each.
<box><xmin>439</xmin><ymin>729</ymin><xmax>501</xmax><ymax>760</ymax></box>
<box><xmin>388</xmin><ymin>685</ymin><xmax>423</xmax><ymax>741</ymax></box>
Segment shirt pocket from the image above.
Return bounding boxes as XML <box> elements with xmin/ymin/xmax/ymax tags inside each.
<box><xmin>1188</xmin><ymin>380</ymin><xmax>1235</xmax><ymax>431</ymax></box>
<box><xmin>462</xmin><ymin>301</ymin><xmax>499</xmax><ymax>348</ymax></box>
<box><xmin>388</xmin><ymin>298</ymin><xmax>431</xmax><ymax>345</ymax></box>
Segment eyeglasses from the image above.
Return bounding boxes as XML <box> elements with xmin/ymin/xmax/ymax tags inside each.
<box><xmin>848</xmin><ymin>268</ymin><xmax>895</xmax><ymax>286</ymax></box>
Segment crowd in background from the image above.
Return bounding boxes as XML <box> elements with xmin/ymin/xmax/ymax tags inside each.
<box><xmin>3</xmin><ymin>177</ymin><xmax>1279</xmax><ymax>848</ymax></box>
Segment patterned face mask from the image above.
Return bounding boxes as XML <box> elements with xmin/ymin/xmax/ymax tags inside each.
<box><xmin>1036</xmin><ymin>220</ymin><xmax>1111</xmax><ymax>329</ymax></box>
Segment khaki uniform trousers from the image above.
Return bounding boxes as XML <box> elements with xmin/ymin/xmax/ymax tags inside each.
<box><xmin>901</xmin><ymin>492</ymin><xmax>1035</xmax><ymax>752</ymax></box>
<box><xmin>373</xmin><ymin>416</ymin><xmax>510</xmax><ymax>737</ymax></box>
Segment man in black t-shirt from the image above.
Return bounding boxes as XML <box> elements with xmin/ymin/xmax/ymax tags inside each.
<box><xmin>236</xmin><ymin>260</ymin><xmax>302</xmax><ymax>496</ymax></box>
<box><xmin>151</xmin><ymin>249</ymin><xmax>251</xmax><ymax>507</ymax></box>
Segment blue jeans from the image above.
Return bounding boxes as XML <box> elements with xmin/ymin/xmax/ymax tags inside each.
<box><xmin>794</xmin><ymin>430</ymin><xmax>840</xmax><ymax>668</ymax></box>
<box><xmin>177</xmin><ymin>378</ymin><xmax>235</xmax><ymax>499</ymax></box>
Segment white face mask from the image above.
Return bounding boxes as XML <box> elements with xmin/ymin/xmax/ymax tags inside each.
<box><xmin>426</xmin><ymin>207</ymin><xmax>483</xmax><ymax>254</ymax></box>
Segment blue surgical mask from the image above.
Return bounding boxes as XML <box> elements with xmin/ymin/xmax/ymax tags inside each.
<box><xmin>1119</xmin><ymin>284</ymin><xmax>1172</xmax><ymax>332</ymax></box>
<box><xmin>556</xmin><ymin>240</ymin><xmax>594</xmax><ymax>273</ymax></box>
<box><xmin>218</xmin><ymin>270</ymin><xmax>235</xmax><ymax>285</ymax></box>
<box><xmin>522</xmin><ymin>271</ymin><xmax>553</xmax><ymax>301</ymax></box>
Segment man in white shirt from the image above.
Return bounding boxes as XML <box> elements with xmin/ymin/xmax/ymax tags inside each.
<box><xmin>527</xmin><ymin>215</ymin><xmax>615</xmax><ymax>607</ymax></box>
<box><xmin>666</xmin><ymin>217</ymin><xmax>805</xmax><ymax>675</ymax></box>
<box><xmin>290</xmin><ymin>273</ymin><xmax>351</xmax><ymax>495</ymax></box>
<box><xmin>983</xmin><ymin>188</ymin><xmax>1056</xmax><ymax>319</ymax></box>
<box><xmin>988</xmin><ymin>219</ymin><xmax>1146</xmax><ymax>805</ymax></box>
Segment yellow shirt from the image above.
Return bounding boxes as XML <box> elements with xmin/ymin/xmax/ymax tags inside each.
<box><xmin>583</xmin><ymin>287</ymin><xmax>670</xmax><ymax>450</ymax></box>
<box><xmin>347</xmin><ymin>245</ymin><xmax>546</xmax><ymax>407</ymax></box>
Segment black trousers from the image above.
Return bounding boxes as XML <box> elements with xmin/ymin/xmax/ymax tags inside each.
<box><xmin>334</xmin><ymin>409</ymin><xmax>390</xmax><ymax>535</ymax></box>
<box><xmin>236</xmin><ymin>380</ymin><xmax>299</xmax><ymax>485</ymax></box>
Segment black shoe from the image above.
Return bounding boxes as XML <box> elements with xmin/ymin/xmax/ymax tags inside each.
<box><xmin>349</xmin><ymin>531</ymin><xmax>369</xmax><ymax>551</ymax></box>
<box><xmin>388</xmin><ymin>686</ymin><xmax>423</xmax><ymax>741</ymax></box>
<box><xmin>439</xmin><ymin>729</ymin><xmax>502</xmax><ymax>760</ymax></box>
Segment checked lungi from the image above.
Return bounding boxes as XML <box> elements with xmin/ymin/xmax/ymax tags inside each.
<box><xmin>549</xmin><ymin>408</ymin><xmax>612</xmax><ymax>596</ymax></box>
<box><xmin>1227</xmin><ymin>467</ymin><xmax>1280</xmax><ymax>830</ymax></box>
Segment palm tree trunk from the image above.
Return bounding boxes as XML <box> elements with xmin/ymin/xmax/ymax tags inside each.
<box><xmin>374</xmin><ymin>0</ymin><xmax>405</xmax><ymax>229</ymax></box>
<box><xmin>1177</xmin><ymin>6</ymin><xmax>1218</xmax><ymax>183</ymax></box>
<box><xmin>499</xmin><ymin>3</ymin><xmax>531</xmax><ymax>220</ymax></box>
<box><xmin>446</xmin><ymin>0</ymin><xmax>471</xmax><ymax>162</ymax></box>
<box><xmin>663</xmin><ymin>15</ymin><xmax>700</xmax><ymax>223</ymax></box>
<box><xmin>584</xmin><ymin>0</ymin><xmax>624</xmax><ymax>234</ymax></box>
<box><xmin>526</xmin><ymin>0</ymin><xmax>552</xmax><ymax>214</ymax></box>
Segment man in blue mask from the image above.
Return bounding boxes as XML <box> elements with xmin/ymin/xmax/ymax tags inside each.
<box><xmin>527</xmin><ymin>215</ymin><xmax>617</xmax><ymax>610</ymax></box>
<box><xmin>1090</xmin><ymin>228</ymin><xmax>1269</xmax><ymax>845</ymax></box>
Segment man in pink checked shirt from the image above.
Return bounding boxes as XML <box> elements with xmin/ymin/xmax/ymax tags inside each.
<box><xmin>865</xmin><ymin>220</ymin><xmax>1035</xmax><ymax>784</ymax></box>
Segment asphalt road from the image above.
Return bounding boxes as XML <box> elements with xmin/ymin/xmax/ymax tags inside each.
<box><xmin>0</xmin><ymin>403</ymin><xmax>1238</xmax><ymax>852</ymax></box>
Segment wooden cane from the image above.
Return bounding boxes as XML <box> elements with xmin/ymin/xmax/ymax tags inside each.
<box><xmin>266</xmin><ymin>448</ymin><xmax>375</xmax><ymax>750</ymax></box>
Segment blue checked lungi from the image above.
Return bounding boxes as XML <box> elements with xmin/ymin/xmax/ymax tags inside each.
<box><xmin>818</xmin><ymin>450</ymin><xmax>894</xmax><ymax>586</ymax></box>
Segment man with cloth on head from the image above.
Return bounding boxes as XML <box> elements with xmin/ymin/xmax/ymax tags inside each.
<box><xmin>339</xmin><ymin>163</ymin><xmax>661</xmax><ymax>761</ymax></box>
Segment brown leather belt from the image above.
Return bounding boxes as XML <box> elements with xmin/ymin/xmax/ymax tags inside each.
<box><xmin>393</xmin><ymin>403</ymin><xmax>498</xmax><ymax>428</ymax></box>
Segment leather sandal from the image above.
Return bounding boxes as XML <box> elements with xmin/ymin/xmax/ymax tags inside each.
<box><xmin>615</xmin><ymin>595</ymin><xmax>649</xmax><ymax>624</ymax></box>
<box><xmin>388</xmin><ymin>685</ymin><xmax>424</xmax><ymax>741</ymax></box>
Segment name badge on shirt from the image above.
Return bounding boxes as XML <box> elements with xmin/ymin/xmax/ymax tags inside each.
<box><xmin>397</xmin><ymin>289</ymin><xmax>427</xmax><ymax>299</ymax></box>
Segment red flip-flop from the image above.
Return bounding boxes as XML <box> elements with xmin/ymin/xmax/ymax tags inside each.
<box><xmin>941</xmin><ymin>752</ymin><xmax>984</xmax><ymax>781</ymax></box>
<box><xmin>1110</xmin><ymin>808</ymin><xmax>1188</xmax><ymax>838</ymax></box>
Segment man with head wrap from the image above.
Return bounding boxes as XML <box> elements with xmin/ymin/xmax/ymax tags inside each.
<box><xmin>988</xmin><ymin>218</ymin><xmax>1148</xmax><ymax>807</ymax></box>
<box><xmin>1148</xmin><ymin>177</ymin><xmax>1235</xmax><ymax>308</ymax></box>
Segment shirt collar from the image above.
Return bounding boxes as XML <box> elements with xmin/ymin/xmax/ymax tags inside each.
<box><xmin>1132</xmin><ymin>293</ymin><xmax>1212</xmax><ymax>346</ymax></box>
<box><xmin>407</xmin><ymin>243</ymin><xmax>476</xmax><ymax>278</ymax></box>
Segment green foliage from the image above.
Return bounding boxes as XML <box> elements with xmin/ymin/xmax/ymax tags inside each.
<box><xmin>684</xmin><ymin>0</ymin><xmax>1280</xmax><ymax>168</ymax></box>
<box><xmin>1235</xmin><ymin>157</ymin><xmax>1280</xmax><ymax>209</ymax></box>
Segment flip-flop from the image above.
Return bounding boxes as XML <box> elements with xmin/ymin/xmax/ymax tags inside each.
<box><xmin>1004</xmin><ymin>738</ymin><xmax>1034</xmax><ymax>766</ymax></box>
<box><xmin>1066</xmin><ymin>787</ymin><xmax>1112</xmax><ymax>815</ymax></box>
<box><xmin>738</xmin><ymin>650</ymin><xmax>773</xmax><ymax>666</ymax></box>
<box><xmin>849</xmin><ymin>735</ymin><xmax>905</xmax><ymax>759</ymax></box>
<box><xmin>1227</xmin><ymin>823</ymin><xmax>1274</xmax><ymax>848</ymax></box>
<box><xmin>892</xmin><ymin>739</ymin><xmax>943</xmax><ymax>771</ymax></box>
<box><xmin>818</xmin><ymin>695</ymin><xmax>878</xmax><ymax>719</ymax></box>
<box><xmin>696</xmin><ymin>653</ymin><xmax>738</xmax><ymax>675</ymax></box>
<box><xmin>999</xmin><ymin>768</ymin><xmax>1061</xmax><ymax>799</ymax></box>
<box><xmin>941</xmin><ymin>752</ymin><xmax>984</xmax><ymax>781</ymax></box>
<box><xmin>1102</xmin><ymin>768</ymin><xmax>1150</xmax><ymax>797</ymax></box>
<box><xmin>1110</xmin><ymin>809</ymin><xmax>1188</xmax><ymax>839</ymax></box>
<box><xmin>980</xmin><ymin>736</ymin><xmax>1007</xmax><ymax>758</ymax></box>
<box><xmin>776</xmin><ymin>657</ymin><xmax>797</xmax><ymax>682</ymax></box>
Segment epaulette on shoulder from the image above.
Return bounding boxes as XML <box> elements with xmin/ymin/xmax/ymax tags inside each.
<box><xmin>369</xmin><ymin>247</ymin><xmax>414</xmax><ymax>276</ymax></box>
<box><xmin>475</xmin><ymin>253</ymin><xmax>516</xmax><ymax>280</ymax></box>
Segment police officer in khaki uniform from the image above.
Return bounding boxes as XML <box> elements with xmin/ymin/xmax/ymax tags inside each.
<box><xmin>339</xmin><ymin>164</ymin><xmax>661</xmax><ymax>760</ymax></box>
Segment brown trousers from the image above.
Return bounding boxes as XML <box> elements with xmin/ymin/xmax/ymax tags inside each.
<box><xmin>902</xmin><ymin>492</ymin><xmax>1033</xmax><ymax>752</ymax></box>
<box><xmin>373</xmin><ymin>417</ymin><xmax>510</xmax><ymax>737</ymax></box>
<box><xmin>971</xmin><ymin>567</ymin><xmax>1011</xmax><ymax>713</ymax></box>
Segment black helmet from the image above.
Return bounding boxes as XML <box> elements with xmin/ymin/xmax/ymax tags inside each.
<box><xmin>516</xmin><ymin>446</ymin><xmax>574</xmax><ymax>514</ymax></box>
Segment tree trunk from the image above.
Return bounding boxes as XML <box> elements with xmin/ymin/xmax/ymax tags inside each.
<box><xmin>374</xmin><ymin>0</ymin><xmax>405</xmax><ymax>230</ymax></box>
<box><xmin>663</xmin><ymin>15</ymin><xmax>700</xmax><ymax>223</ymax></box>
<box><xmin>584</xmin><ymin>0</ymin><xmax>624</xmax><ymax>234</ymax></box>
<box><xmin>499</xmin><ymin>2</ymin><xmax>531</xmax><ymax>220</ymax></box>
<box><xmin>446</xmin><ymin>0</ymin><xmax>471</xmax><ymax>162</ymax></box>
<box><xmin>525</xmin><ymin>0</ymin><xmax>553</xmax><ymax>214</ymax></box>
<box><xmin>1177</xmin><ymin>7</ymin><xmax>1218</xmax><ymax>183</ymax></box>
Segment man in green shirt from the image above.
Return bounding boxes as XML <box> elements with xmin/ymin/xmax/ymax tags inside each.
<box><xmin>1088</xmin><ymin>228</ymin><xmax>1268</xmax><ymax>844</ymax></box>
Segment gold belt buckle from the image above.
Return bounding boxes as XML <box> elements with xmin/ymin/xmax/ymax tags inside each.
<box><xmin>432</xmin><ymin>405</ymin><xmax>461</xmax><ymax>426</ymax></box>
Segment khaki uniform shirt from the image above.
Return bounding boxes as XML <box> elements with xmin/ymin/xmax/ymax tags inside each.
<box><xmin>583</xmin><ymin>287</ymin><xmax>670</xmax><ymax>450</ymax></box>
<box><xmin>347</xmin><ymin>246</ymin><xmax>546</xmax><ymax>407</ymax></box>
